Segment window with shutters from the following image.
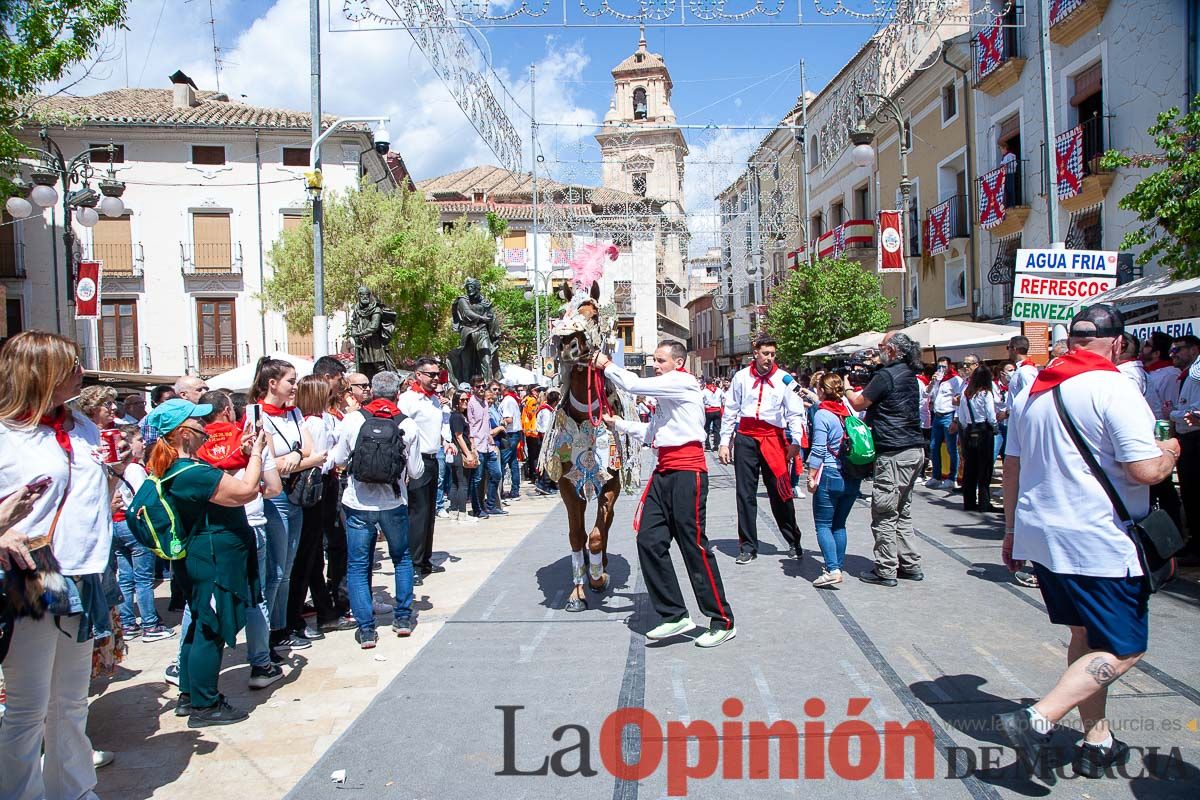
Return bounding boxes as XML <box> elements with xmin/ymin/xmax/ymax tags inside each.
<box><xmin>91</xmin><ymin>215</ymin><xmax>135</xmax><ymax>274</ymax></box>
<box><xmin>191</xmin><ymin>145</ymin><xmax>226</xmax><ymax>165</ymax></box>
<box><xmin>282</xmin><ymin>147</ymin><xmax>309</xmax><ymax>167</ymax></box>
<box><xmin>1071</xmin><ymin>62</ymin><xmax>1105</xmax><ymax>172</ymax></box>
<box><xmin>192</xmin><ymin>212</ymin><xmax>232</xmax><ymax>272</ymax></box>
<box><xmin>99</xmin><ymin>300</ymin><xmax>138</xmax><ymax>372</ymax></box>
<box><xmin>1065</xmin><ymin>205</ymin><xmax>1103</xmax><ymax>251</ymax></box>
<box><xmin>0</xmin><ymin>210</ymin><xmax>21</xmax><ymax>278</ymax></box>
<box><xmin>196</xmin><ymin>299</ymin><xmax>237</xmax><ymax>373</ymax></box>
<box><xmin>282</xmin><ymin>212</ymin><xmax>306</xmax><ymax>234</ymax></box>
<box><xmin>4</xmin><ymin>298</ymin><xmax>23</xmax><ymax>342</ymax></box>
<box><xmin>282</xmin><ymin>213</ymin><xmax>312</xmax><ymax>354</ymax></box>
<box><xmin>941</xmin><ymin>83</ymin><xmax>958</xmax><ymax>124</ymax></box>
<box><xmin>502</xmin><ymin>229</ymin><xmax>527</xmax><ymax>250</ymax></box>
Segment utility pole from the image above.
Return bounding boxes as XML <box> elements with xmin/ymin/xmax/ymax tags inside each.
<box><xmin>799</xmin><ymin>60</ymin><xmax>812</xmax><ymax>267</ymax></box>
<box><xmin>1038</xmin><ymin>0</ymin><xmax>1060</xmax><ymax>244</ymax></box>
<box><xmin>309</xmin><ymin>0</ymin><xmax>327</xmax><ymax>357</ymax></box>
<box><xmin>530</xmin><ymin>64</ymin><xmax>541</xmax><ymax>374</ymax></box>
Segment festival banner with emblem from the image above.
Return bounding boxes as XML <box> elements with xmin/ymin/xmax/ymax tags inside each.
<box><xmin>1055</xmin><ymin>125</ymin><xmax>1084</xmax><ymax>200</ymax></box>
<box><xmin>925</xmin><ymin>199</ymin><xmax>953</xmax><ymax>257</ymax></box>
<box><xmin>74</xmin><ymin>260</ymin><xmax>102</xmax><ymax>320</ymax></box>
<box><xmin>978</xmin><ymin>165</ymin><xmax>1007</xmax><ymax>229</ymax></box>
<box><xmin>974</xmin><ymin>16</ymin><xmax>1006</xmax><ymax>81</ymax></box>
<box><xmin>877</xmin><ymin>211</ymin><xmax>905</xmax><ymax>272</ymax></box>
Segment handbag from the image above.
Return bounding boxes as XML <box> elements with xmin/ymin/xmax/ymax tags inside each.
<box><xmin>962</xmin><ymin>395</ymin><xmax>991</xmax><ymax>447</ymax></box>
<box><xmin>1052</xmin><ymin>386</ymin><xmax>1185</xmax><ymax>593</ymax></box>
<box><xmin>285</xmin><ymin>466</ymin><xmax>325</xmax><ymax>508</ymax></box>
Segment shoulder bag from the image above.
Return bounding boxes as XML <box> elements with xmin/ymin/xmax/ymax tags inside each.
<box><xmin>1052</xmin><ymin>386</ymin><xmax>1185</xmax><ymax>593</ymax></box>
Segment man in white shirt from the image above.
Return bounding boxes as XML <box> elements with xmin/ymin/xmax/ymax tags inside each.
<box><xmin>925</xmin><ymin>357</ymin><xmax>964</xmax><ymax>489</ymax></box>
<box><xmin>1000</xmin><ymin>305</ymin><xmax>1180</xmax><ymax>782</ymax></box>
<box><xmin>701</xmin><ymin>378</ymin><xmax>724</xmax><ymax>451</ymax></box>
<box><xmin>329</xmin><ymin>370</ymin><xmax>425</xmax><ymax>649</ymax></box>
<box><xmin>719</xmin><ymin>337</ymin><xmax>805</xmax><ymax>564</ymax></box>
<box><xmin>119</xmin><ymin>393</ymin><xmax>147</xmax><ymax>424</ymax></box>
<box><xmin>1167</xmin><ymin>334</ymin><xmax>1200</xmax><ymax>562</ymax></box>
<box><xmin>1115</xmin><ymin>334</ymin><xmax>1147</xmax><ymax>395</ymax></box>
<box><xmin>595</xmin><ymin>342</ymin><xmax>736</xmax><ymax>648</ymax></box>
<box><xmin>1005</xmin><ymin>335</ymin><xmax>1040</xmax><ymax>409</ymax></box>
<box><xmin>398</xmin><ymin>356</ymin><xmax>452</xmax><ymax>584</ymax></box>
<box><xmin>1140</xmin><ymin>332</ymin><xmax>1179</xmax><ymax>420</ymax></box>
<box><xmin>498</xmin><ymin>381</ymin><xmax>524</xmax><ymax>500</ymax></box>
<box><xmin>533</xmin><ymin>390</ymin><xmax>560</xmax><ymax>495</ymax></box>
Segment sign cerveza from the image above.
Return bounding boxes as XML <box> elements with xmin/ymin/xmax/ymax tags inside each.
<box><xmin>1014</xmin><ymin>248</ymin><xmax>1119</xmax><ymax>276</ymax></box>
<box><xmin>1011</xmin><ymin>299</ymin><xmax>1080</xmax><ymax>323</ymax></box>
<box><xmin>1013</xmin><ymin>275</ymin><xmax>1116</xmax><ymax>301</ymax></box>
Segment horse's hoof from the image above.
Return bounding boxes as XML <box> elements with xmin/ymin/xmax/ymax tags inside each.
<box><xmin>588</xmin><ymin>574</ymin><xmax>610</xmax><ymax>593</ymax></box>
<box><xmin>565</xmin><ymin>596</ymin><xmax>587</xmax><ymax>613</ymax></box>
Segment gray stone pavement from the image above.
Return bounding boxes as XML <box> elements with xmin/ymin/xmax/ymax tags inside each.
<box><xmin>288</xmin><ymin>458</ymin><xmax>1200</xmax><ymax>800</ymax></box>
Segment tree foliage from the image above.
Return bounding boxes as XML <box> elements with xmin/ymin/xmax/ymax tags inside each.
<box><xmin>765</xmin><ymin>256</ymin><xmax>894</xmax><ymax>365</ymax></box>
<box><xmin>1099</xmin><ymin>97</ymin><xmax>1200</xmax><ymax>279</ymax></box>
<box><xmin>490</xmin><ymin>285</ymin><xmax>537</xmax><ymax>367</ymax></box>
<box><xmin>263</xmin><ymin>183</ymin><xmax>504</xmax><ymax>362</ymax></box>
<box><xmin>0</xmin><ymin>1</ymin><xmax>128</xmax><ymax>194</ymax></box>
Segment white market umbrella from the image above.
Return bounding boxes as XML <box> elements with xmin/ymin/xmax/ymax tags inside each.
<box><xmin>501</xmin><ymin>362</ymin><xmax>540</xmax><ymax>386</ymax></box>
<box><xmin>207</xmin><ymin>351</ymin><xmax>315</xmax><ymax>391</ymax></box>
<box><xmin>804</xmin><ymin>330</ymin><xmax>885</xmax><ymax>357</ymax></box>
<box><xmin>895</xmin><ymin>318</ymin><xmax>1020</xmax><ymax>352</ymax></box>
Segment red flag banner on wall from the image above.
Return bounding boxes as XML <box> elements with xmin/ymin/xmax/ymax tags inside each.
<box><xmin>75</xmin><ymin>260</ymin><xmax>102</xmax><ymax>320</ymax></box>
<box><xmin>1055</xmin><ymin>125</ymin><xmax>1084</xmax><ymax>200</ymax></box>
<box><xmin>974</xmin><ymin>16</ymin><xmax>1006</xmax><ymax>81</ymax></box>
<box><xmin>926</xmin><ymin>199</ymin><xmax>952</xmax><ymax>256</ymax></box>
<box><xmin>978</xmin><ymin>165</ymin><xmax>1007</xmax><ymax>229</ymax></box>
<box><xmin>877</xmin><ymin>211</ymin><xmax>905</xmax><ymax>272</ymax></box>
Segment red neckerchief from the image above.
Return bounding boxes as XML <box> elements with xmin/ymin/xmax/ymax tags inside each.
<box><xmin>39</xmin><ymin>406</ymin><xmax>73</xmax><ymax>457</ymax></box>
<box><xmin>196</xmin><ymin>420</ymin><xmax>249</xmax><ymax>470</ymax></box>
<box><xmin>705</xmin><ymin>382</ymin><xmax>716</xmax><ymax>392</ymax></box>
<box><xmin>937</xmin><ymin>367</ymin><xmax>960</xmax><ymax>381</ymax></box>
<box><xmin>750</xmin><ymin>365</ymin><xmax>777</xmax><ymax>389</ymax></box>
<box><xmin>410</xmin><ymin>382</ymin><xmax>435</xmax><ymax>398</ymax></box>
<box><xmin>1144</xmin><ymin>359</ymin><xmax>1174</xmax><ymax>373</ymax></box>
<box><xmin>363</xmin><ymin>398</ymin><xmax>402</xmax><ymax>418</ymax></box>
<box><xmin>537</xmin><ymin>403</ymin><xmax>553</xmax><ymax>414</ymax></box>
<box><xmin>504</xmin><ymin>390</ymin><xmax>520</xmax><ymax>403</ymax></box>
<box><xmin>818</xmin><ymin>400</ymin><xmax>852</xmax><ymax>421</ymax></box>
<box><xmin>262</xmin><ymin>403</ymin><xmax>294</xmax><ymax>417</ymax></box>
<box><xmin>328</xmin><ymin>407</ymin><xmax>344</xmax><ymax>421</ymax></box>
<box><xmin>1018</xmin><ymin>358</ymin><xmax>1037</xmax><ymax>369</ymax></box>
<box><xmin>916</xmin><ymin>374</ymin><xmax>930</xmax><ymax>386</ymax></box>
<box><xmin>1030</xmin><ymin>349</ymin><xmax>1119</xmax><ymax>395</ymax></box>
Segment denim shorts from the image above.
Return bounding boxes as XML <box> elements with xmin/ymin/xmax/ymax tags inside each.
<box><xmin>1032</xmin><ymin>562</ymin><xmax>1149</xmax><ymax>658</ymax></box>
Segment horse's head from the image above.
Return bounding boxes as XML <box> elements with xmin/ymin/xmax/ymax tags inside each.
<box><xmin>552</xmin><ymin>280</ymin><xmax>604</xmax><ymax>373</ymax></box>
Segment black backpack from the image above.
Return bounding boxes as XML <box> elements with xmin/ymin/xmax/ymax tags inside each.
<box><xmin>350</xmin><ymin>408</ymin><xmax>408</xmax><ymax>488</ymax></box>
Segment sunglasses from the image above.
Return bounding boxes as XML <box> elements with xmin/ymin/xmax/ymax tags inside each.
<box><xmin>417</xmin><ymin>371</ymin><xmax>439</xmax><ymax>378</ymax></box>
<box><xmin>180</xmin><ymin>423</ymin><xmax>209</xmax><ymax>442</ymax></box>
<box><xmin>348</xmin><ymin>382</ymin><xmax>370</xmax><ymax>389</ymax></box>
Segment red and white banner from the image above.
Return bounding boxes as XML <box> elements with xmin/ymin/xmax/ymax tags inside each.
<box><xmin>75</xmin><ymin>260</ymin><xmax>102</xmax><ymax>320</ymax></box>
<box><xmin>978</xmin><ymin>165</ymin><xmax>1007</xmax><ymax>229</ymax></box>
<box><xmin>1013</xmin><ymin>274</ymin><xmax>1116</xmax><ymax>301</ymax></box>
<box><xmin>877</xmin><ymin>210</ymin><xmax>905</xmax><ymax>272</ymax></box>
<box><xmin>926</xmin><ymin>199</ymin><xmax>952</xmax><ymax>256</ymax></box>
<box><xmin>1055</xmin><ymin>125</ymin><xmax>1084</xmax><ymax>200</ymax></box>
<box><xmin>975</xmin><ymin>15</ymin><xmax>1006</xmax><ymax>81</ymax></box>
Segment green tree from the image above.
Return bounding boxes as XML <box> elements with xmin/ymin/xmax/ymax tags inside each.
<box><xmin>262</xmin><ymin>183</ymin><xmax>500</xmax><ymax>362</ymax></box>
<box><xmin>765</xmin><ymin>255</ymin><xmax>894</xmax><ymax>365</ymax></box>
<box><xmin>1099</xmin><ymin>97</ymin><xmax>1200</xmax><ymax>279</ymax></box>
<box><xmin>1</xmin><ymin>1</ymin><xmax>128</xmax><ymax>194</ymax></box>
<box><xmin>490</xmin><ymin>284</ymin><xmax>536</xmax><ymax>367</ymax></box>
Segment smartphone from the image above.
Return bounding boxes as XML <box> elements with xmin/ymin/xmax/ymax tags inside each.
<box><xmin>25</xmin><ymin>475</ymin><xmax>53</xmax><ymax>495</ymax></box>
<box><xmin>245</xmin><ymin>403</ymin><xmax>263</xmax><ymax>431</ymax></box>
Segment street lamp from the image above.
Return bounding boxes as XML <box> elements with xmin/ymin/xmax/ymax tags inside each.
<box><xmin>524</xmin><ymin>267</ymin><xmax>571</xmax><ymax>374</ymax></box>
<box><xmin>306</xmin><ymin>115</ymin><xmax>389</xmax><ymax>358</ymax></box>
<box><xmin>850</xmin><ymin>94</ymin><xmax>913</xmax><ymax>325</ymax></box>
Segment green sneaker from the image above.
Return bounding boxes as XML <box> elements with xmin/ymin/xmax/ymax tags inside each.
<box><xmin>694</xmin><ymin>626</ymin><xmax>737</xmax><ymax>648</ymax></box>
<box><xmin>645</xmin><ymin>618</ymin><xmax>697</xmax><ymax>641</ymax></box>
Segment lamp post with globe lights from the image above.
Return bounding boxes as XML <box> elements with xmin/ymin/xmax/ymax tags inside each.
<box><xmin>850</xmin><ymin>94</ymin><xmax>913</xmax><ymax>325</ymax></box>
<box><xmin>3</xmin><ymin>130</ymin><xmax>126</xmax><ymax>328</ymax></box>
<box><xmin>523</xmin><ymin>266</ymin><xmax>572</xmax><ymax>375</ymax></box>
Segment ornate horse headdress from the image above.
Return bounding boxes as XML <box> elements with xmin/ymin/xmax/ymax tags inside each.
<box><xmin>550</xmin><ymin>242</ymin><xmax>618</xmax><ymax>364</ymax></box>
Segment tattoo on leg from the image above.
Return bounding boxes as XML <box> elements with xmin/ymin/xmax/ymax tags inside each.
<box><xmin>1085</xmin><ymin>656</ymin><xmax>1119</xmax><ymax>687</ymax></box>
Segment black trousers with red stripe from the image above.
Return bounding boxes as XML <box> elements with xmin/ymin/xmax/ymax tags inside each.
<box><xmin>734</xmin><ymin>432</ymin><xmax>801</xmax><ymax>554</ymax></box>
<box><xmin>637</xmin><ymin>469</ymin><xmax>734</xmax><ymax>630</ymax></box>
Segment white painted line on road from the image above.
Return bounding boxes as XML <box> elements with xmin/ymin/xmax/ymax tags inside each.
<box><xmin>841</xmin><ymin>659</ymin><xmax>922</xmax><ymax>798</ymax></box>
<box><xmin>973</xmin><ymin>645</ymin><xmax>1038</xmax><ymax>699</ymax></box>
<box><xmin>750</xmin><ymin>664</ymin><xmax>782</xmax><ymax>724</ymax></box>
<box><xmin>517</xmin><ymin>590</ymin><xmax>564</xmax><ymax>663</ymax></box>
<box><xmin>896</xmin><ymin>648</ymin><xmax>954</xmax><ymax>703</ymax></box>
<box><xmin>480</xmin><ymin>590</ymin><xmax>507</xmax><ymax>621</ymax></box>
<box><xmin>671</xmin><ymin>661</ymin><xmax>692</xmax><ymax>724</ymax></box>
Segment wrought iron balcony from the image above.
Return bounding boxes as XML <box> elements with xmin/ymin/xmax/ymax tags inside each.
<box><xmin>82</xmin><ymin>242</ymin><xmax>144</xmax><ymax>277</ymax></box>
<box><xmin>1050</xmin><ymin>0</ymin><xmax>1111</xmax><ymax>47</ymax></box>
<box><xmin>977</xmin><ymin>159</ymin><xmax>1030</xmax><ymax>238</ymax></box>
<box><xmin>972</xmin><ymin>7</ymin><xmax>1026</xmax><ymax>95</ymax></box>
<box><xmin>1050</xmin><ymin>115</ymin><xmax>1116</xmax><ymax>213</ymax></box>
<box><xmin>180</xmin><ymin>242</ymin><xmax>243</xmax><ymax>275</ymax></box>
<box><xmin>924</xmin><ymin>195</ymin><xmax>971</xmax><ymax>251</ymax></box>
<box><xmin>0</xmin><ymin>242</ymin><xmax>25</xmax><ymax>279</ymax></box>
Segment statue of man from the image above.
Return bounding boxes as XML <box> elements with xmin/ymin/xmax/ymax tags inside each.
<box><xmin>349</xmin><ymin>285</ymin><xmax>394</xmax><ymax>378</ymax></box>
<box><xmin>451</xmin><ymin>277</ymin><xmax>501</xmax><ymax>384</ymax></box>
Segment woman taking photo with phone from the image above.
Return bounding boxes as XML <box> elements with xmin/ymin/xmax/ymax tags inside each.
<box><xmin>0</xmin><ymin>331</ymin><xmax>130</xmax><ymax>800</ymax></box>
<box><xmin>954</xmin><ymin>364</ymin><xmax>999</xmax><ymax>513</ymax></box>
<box><xmin>249</xmin><ymin>358</ymin><xmax>326</xmax><ymax>651</ymax></box>
<box><xmin>142</xmin><ymin>398</ymin><xmax>269</xmax><ymax>726</ymax></box>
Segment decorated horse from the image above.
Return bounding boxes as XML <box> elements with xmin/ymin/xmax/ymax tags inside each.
<box><xmin>538</xmin><ymin>243</ymin><xmax>643</xmax><ymax>612</ymax></box>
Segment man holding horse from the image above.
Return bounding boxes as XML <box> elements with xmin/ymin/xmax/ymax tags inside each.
<box><xmin>719</xmin><ymin>336</ymin><xmax>806</xmax><ymax>564</ymax></box>
<box><xmin>596</xmin><ymin>342</ymin><xmax>737</xmax><ymax>648</ymax></box>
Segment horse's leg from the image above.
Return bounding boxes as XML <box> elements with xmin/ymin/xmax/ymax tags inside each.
<box><xmin>587</xmin><ymin>476</ymin><xmax>621</xmax><ymax>592</ymax></box>
<box><xmin>559</xmin><ymin>474</ymin><xmax>589</xmax><ymax>611</ymax></box>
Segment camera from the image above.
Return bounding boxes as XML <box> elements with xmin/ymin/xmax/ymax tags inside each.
<box><xmin>845</xmin><ymin>347</ymin><xmax>881</xmax><ymax>389</ymax></box>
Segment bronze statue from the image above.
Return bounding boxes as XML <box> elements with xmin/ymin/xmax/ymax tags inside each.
<box><xmin>349</xmin><ymin>286</ymin><xmax>395</xmax><ymax>378</ymax></box>
<box><xmin>450</xmin><ymin>277</ymin><xmax>501</xmax><ymax>385</ymax></box>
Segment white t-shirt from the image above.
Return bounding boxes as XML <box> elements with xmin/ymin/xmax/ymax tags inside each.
<box><xmin>1144</xmin><ymin>364</ymin><xmax>1180</xmax><ymax>421</ymax></box>
<box><xmin>239</xmin><ymin>451</ymin><xmax>277</xmax><ymax>528</ymax></box>
<box><xmin>500</xmin><ymin>394</ymin><xmax>522</xmax><ymax>434</ymax></box>
<box><xmin>1007</xmin><ymin>370</ymin><xmax>1161</xmax><ymax>577</ymax></box>
<box><xmin>301</xmin><ymin>413</ymin><xmax>335</xmax><ymax>473</ymax></box>
<box><xmin>117</xmin><ymin>462</ymin><xmax>148</xmax><ymax>509</ymax></box>
<box><xmin>1117</xmin><ymin>359</ymin><xmax>1147</xmax><ymax>395</ymax></box>
<box><xmin>929</xmin><ymin>373</ymin><xmax>963</xmax><ymax>414</ymax></box>
<box><xmin>263</xmin><ymin>408</ymin><xmax>305</xmax><ymax>459</ymax></box>
<box><xmin>0</xmin><ymin>411</ymin><xmax>112</xmax><ymax>575</ymax></box>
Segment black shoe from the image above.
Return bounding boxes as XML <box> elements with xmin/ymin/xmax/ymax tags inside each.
<box><xmin>413</xmin><ymin>574</ymin><xmax>424</xmax><ymax>586</ymax></box>
<box><xmin>188</xmin><ymin>696</ymin><xmax>249</xmax><ymax>728</ymax></box>
<box><xmin>735</xmin><ymin>551</ymin><xmax>757</xmax><ymax>565</ymax></box>
<box><xmin>858</xmin><ymin>569</ymin><xmax>898</xmax><ymax>587</ymax></box>
<box><xmin>786</xmin><ymin>546</ymin><xmax>800</xmax><ymax>559</ymax></box>
<box><xmin>269</xmin><ymin>648</ymin><xmax>284</xmax><ymax>665</ymax></box>
<box><xmin>426</xmin><ymin>564</ymin><xmax>447</xmax><ymax>574</ymax></box>
<box><xmin>981</xmin><ymin>505</ymin><xmax>1004</xmax><ymax>513</ymax></box>
<box><xmin>897</xmin><ymin>569</ymin><xmax>925</xmax><ymax>581</ymax></box>
<box><xmin>297</xmin><ymin>625</ymin><xmax>325</xmax><ymax>641</ymax></box>
<box><xmin>963</xmin><ymin>504</ymin><xmax>979</xmax><ymax>511</ymax></box>
<box><xmin>174</xmin><ymin>693</ymin><xmax>193</xmax><ymax>717</ymax></box>
<box><xmin>275</xmin><ymin>634</ymin><xmax>312</xmax><ymax>650</ymax></box>
<box><xmin>489</xmin><ymin>507</ymin><xmax>509</xmax><ymax>516</ymax></box>
<box><xmin>248</xmin><ymin>664</ymin><xmax>284</xmax><ymax>690</ymax></box>
<box><xmin>317</xmin><ymin>615</ymin><xmax>356</xmax><ymax>632</ymax></box>
<box><xmin>475</xmin><ymin>512</ymin><xmax>491</xmax><ymax>520</ymax></box>
<box><xmin>355</xmin><ymin>627</ymin><xmax>378</xmax><ymax>650</ymax></box>
<box><xmin>997</xmin><ymin>708</ymin><xmax>1057</xmax><ymax>786</ymax></box>
<box><xmin>1075</xmin><ymin>738</ymin><xmax>1130</xmax><ymax>778</ymax></box>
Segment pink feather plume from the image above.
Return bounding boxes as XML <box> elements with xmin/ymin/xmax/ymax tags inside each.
<box><xmin>568</xmin><ymin>242</ymin><xmax>619</xmax><ymax>290</ymax></box>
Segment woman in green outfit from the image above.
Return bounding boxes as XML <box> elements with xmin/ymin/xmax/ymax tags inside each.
<box><xmin>143</xmin><ymin>398</ymin><xmax>269</xmax><ymax>727</ymax></box>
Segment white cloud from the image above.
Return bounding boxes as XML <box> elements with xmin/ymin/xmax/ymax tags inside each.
<box><xmin>682</xmin><ymin>125</ymin><xmax>762</xmax><ymax>254</ymax></box>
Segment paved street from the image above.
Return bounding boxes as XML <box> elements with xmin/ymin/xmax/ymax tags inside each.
<box><xmin>268</xmin><ymin>458</ymin><xmax>1200</xmax><ymax>800</ymax></box>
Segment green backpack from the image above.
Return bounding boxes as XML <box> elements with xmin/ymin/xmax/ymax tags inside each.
<box><xmin>843</xmin><ymin>415</ymin><xmax>876</xmax><ymax>466</ymax></box>
<box><xmin>126</xmin><ymin>463</ymin><xmax>204</xmax><ymax>560</ymax></box>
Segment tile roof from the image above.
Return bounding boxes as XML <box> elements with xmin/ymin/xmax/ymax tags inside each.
<box><xmin>31</xmin><ymin>89</ymin><xmax>370</xmax><ymax>132</ymax></box>
<box><xmin>418</xmin><ymin>165</ymin><xmax>660</xmax><ymax>210</ymax></box>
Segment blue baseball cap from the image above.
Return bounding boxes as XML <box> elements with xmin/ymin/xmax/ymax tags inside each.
<box><xmin>143</xmin><ymin>398</ymin><xmax>213</xmax><ymax>436</ymax></box>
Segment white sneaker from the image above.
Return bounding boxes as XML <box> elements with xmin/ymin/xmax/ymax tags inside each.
<box><xmin>501</xmin><ymin>498</ymin><xmax>511</xmax><ymax>506</ymax></box>
<box><xmin>645</xmin><ymin>618</ymin><xmax>697</xmax><ymax>640</ymax></box>
<box><xmin>436</xmin><ymin>508</ymin><xmax>450</xmax><ymax>519</ymax></box>
<box><xmin>694</xmin><ymin>626</ymin><xmax>737</xmax><ymax>648</ymax></box>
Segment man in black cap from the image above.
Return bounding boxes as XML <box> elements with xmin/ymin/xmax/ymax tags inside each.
<box><xmin>998</xmin><ymin>304</ymin><xmax>1181</xmax><ymax>783</ymax></box>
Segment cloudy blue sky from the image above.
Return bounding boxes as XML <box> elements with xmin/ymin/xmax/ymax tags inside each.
<box><xmin>51</xmin><ymin>0</ymin><xmax>884</xmax><ymax>187</ymax></box>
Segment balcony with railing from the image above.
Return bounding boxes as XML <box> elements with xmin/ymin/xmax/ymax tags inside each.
<box><xmin>972</xmin><ymin>8</ymin><xmax>1026</xmax><ymax>95</ymax></box>
<box><xmin>813</xmin><ymin>219</ymin><xmax>875</xmax><ymax>266</ymax></box>
<box><xmin>976</xmin><ymin>158</ymin><xmax>1030</xmax><ymax>238</ymax></box>
<box><xmin>83</xmin><ymin>242</ymin><xmax>144</xmax><ymax>277</ymax></box>
<box><xmin>924</xmin><ymin>195</ymin><xmax>970</xmax><ymax>256</ymax></box>
<box><xmin>1049</xmin><ymin>0</ymin><xmax>1110</xmax><ymax>47</ymax></box>
<box><xmin>180</xmin><ymin>242</ymin><xmax>243</xmax><ymax>276</ymax></box>
<box><xmin>1054</xmin><ymin>113</ymin><xmax>1116</xmax><ymax>213</ymax></box>
<box><xmin>0</xmin><ymin>242</ymin><xmax>25</xmax><ymax>279</ymax></box>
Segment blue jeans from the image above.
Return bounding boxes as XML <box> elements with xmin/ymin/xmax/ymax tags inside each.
<box><xmin>811</xmin><ymin>471</ymin><xmax>861</xmax><ymax>573</ymax></box>
<box><xmin>995</xmin><ymin>421</ymin><xmax>1007</xmax><ymax>461</ymax></box>
<box><xmin>435</xmin><ymin>447</ymin><xmax>447</xmax><ymax>511</ymax></box>
<box><xmin>112</xmin><ymin>520</ymin><xmax>159</xmax><ymax>629</ymax></box>
<box><xmin>500</xmin><ymin>435</ymin><xmax>521</xmax><ymax>495</ymax></box>
<box><xmin>263</xmin><ymin>495</ymin><xmax>303</xmax><ymax>631</ymax></box>
<box><xmin>245</xmin><ymin>524</ymin><xmax>272</xmax><ymax>667</ymax></box>
<box><xmin>929</xmin><ymin>412</ymin><xmax>958</xmax><ymax>481</ymax></box>
<box><xmin>473</xmin><ymin>450</ymin><xmax>501</xmax><ymax>510</ymax></box>
<box><xmin>344</xmin><ymin>505</ymin><xmax>414</xmax><ymax>632</ymax></box>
